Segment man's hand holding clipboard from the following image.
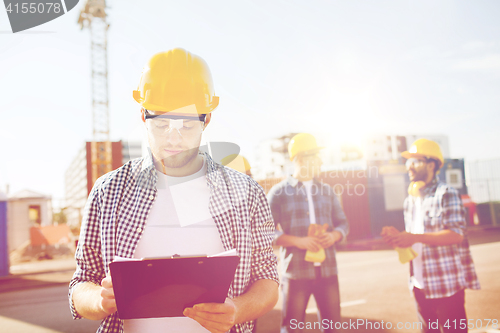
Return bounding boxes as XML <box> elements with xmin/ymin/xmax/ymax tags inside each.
<box><xmin>183</xmin><ymin>297</ymin><xmax>237</xmax><ymax>333</ymax></box>
<box><xmin>99</xmin><ymin>274</ymin><xmax>117</xmax><ymax>317</ymax></box>
<box><xmin>98</xmin><ymin>270</ymin><xmax>238</xmax><ymax>333</ymax></box>
<box><xmin>108</xmin><ymin>249</ymin><xmax>240</xmax><ymax>331</ymax></box>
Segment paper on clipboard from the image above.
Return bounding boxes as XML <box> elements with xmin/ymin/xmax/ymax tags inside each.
<box><xmin>209</xmin><ymin>249</ymin><xmax>237</xmax><ymax>257</ymax></box>
<box><xmin>113</xmin><ymin>248</ymin><xmax>237</xmax><ymax>262</ymax></box>
<box><xmin>109</xmin><ymin>250</ymin><xmax>240</xmax><ymax>320</ymax></box>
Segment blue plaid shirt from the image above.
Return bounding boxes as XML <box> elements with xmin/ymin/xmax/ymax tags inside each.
<box><xmin>69</xmin><ymin>152</ymin><xmax>279</xmax><ymax>333</ymax></box>
<box><xmin>267</xmin><ymin>176</ymin><xmax>349</xmax><ymax>280</ymax></box>
<box><xmin>404</xmin><ymin>179</ymin><xmax>480</xmax><ymax>299</ymax></box>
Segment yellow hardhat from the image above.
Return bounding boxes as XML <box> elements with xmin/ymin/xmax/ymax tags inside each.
<box><xmin>221</xmin><ymin>154</ymin><xmax>251</xmax><ymax>176</ymax></box>
<box><xmin>133</xmin><ymin>48</ymin><xmax>219</xmax><ymax>114</ymax></box>
<box><xmin>288</xmin><ymin>133</ymin><xmax>324</xmax><ymax>161</ymax></box>
<box><xmin>401</xmin><ymin>138</ymin><xmax>444</xmax><ymax>169</ymax></box>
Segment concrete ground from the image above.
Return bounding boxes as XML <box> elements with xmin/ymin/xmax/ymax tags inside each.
<box><xmin>1</xmin><ymin>227</ymin><xmax>499</xmax><ymax>333</ymax></box>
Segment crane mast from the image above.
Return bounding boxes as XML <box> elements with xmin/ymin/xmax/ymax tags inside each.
<box><xmin>77</xmin><ymin>0</ymin><xmax>112</xmax><ymax>184</ymax></box>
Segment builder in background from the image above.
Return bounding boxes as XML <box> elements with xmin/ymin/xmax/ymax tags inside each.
<box><xmin>221</xmin><ymin>154</ymin><xmax>252</xmax><ymax>177</ymax></box>
<box><xmin>381</xmin><ymin>138</ymin><xmax>480</xmax><ymax>333</ymax></box>
<box><xmin>268</xmin><ymin>133</ymin><xmax>349</xmax><ymax>333</ymax></box>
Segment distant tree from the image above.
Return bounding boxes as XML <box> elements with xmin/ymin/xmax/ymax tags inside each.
<box><xmin>53</xmin><ymin>208</ymin><xmax>68</xmax><ymax>225</ymax></box>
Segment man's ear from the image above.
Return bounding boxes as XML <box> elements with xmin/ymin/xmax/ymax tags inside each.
<box><xmin>141</xmin><ymin>108</ymin><xmax>146</xmax><ymax>123</ymax></box>
<box><xmin>203</xmin><ymin>113</ymin><xmax>212</xmax><ymax>129</ymax></box>
<box><xmin>427</xmin><ymin>159</ymin><xmax>437</xmax><ymax>175</ymax></box>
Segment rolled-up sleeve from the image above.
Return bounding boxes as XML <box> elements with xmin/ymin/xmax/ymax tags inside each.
<box><xmin>267</xmin><ymin>185</ymin><xmax>284</xmax><ymax>243</ymax></box>
<box><xmin>68</xmin><ymin>179</ymin><xmax>106</xmax><ymax>319</ymax></box>
<box><xmin>441</xmin><ymin>186</ymin><xmax>466</xmax><ymax>236</ymax></box>
<box><xmin>250</xmin><ymin>184</ymin><xmax>280</xmax><ymax>285</ymax></box>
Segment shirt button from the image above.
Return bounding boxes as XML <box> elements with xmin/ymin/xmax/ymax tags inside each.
<box><xmin>306</xmin><ymin>212</ymin><xmax>310</xmax><ymax>215</ymax></box>
<box><xmin>149</xmin><ymin>195</ymin><xmax>154</xmax><ymax>200</ymax></box>
<box><xmin>137</xmin><ymin>227</ymin><xmax>142</xmax><ymax>233</ymax></box>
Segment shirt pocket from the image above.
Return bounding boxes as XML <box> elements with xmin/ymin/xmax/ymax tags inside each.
<box><xmin>315</xmin><ymin>194</ymin><xmax>334</xmax><ymax>228</ymax></box>
<box><xmin>285</xmin><ymin>200</ymin><xmax>305</xmax><ymax>230</ymax></box>
<box><xmin>424</xmin><ymin>208</ymin><xmax>443</xmax><ymax>232</ymax></box>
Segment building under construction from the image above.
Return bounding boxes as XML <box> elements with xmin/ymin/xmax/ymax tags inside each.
<box><xmin>64</xmin><ymin>141</ymin><xmax>142</xmax><ymax>229</ymax></box>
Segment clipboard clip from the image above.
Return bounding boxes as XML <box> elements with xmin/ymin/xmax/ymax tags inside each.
<box><xmin>170</xmin><ymin>254</ymin><xmax>207</xmax><ymax>259</ymax></box>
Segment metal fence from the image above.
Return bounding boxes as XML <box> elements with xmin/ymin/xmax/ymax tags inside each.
<box><xmin>466</xmin><ymin>158</ymin><xmax>500</xmax><ymax>203</ymax></box>
<box><xmin>466</xmin><ymin>158</ymin><xmax>500</xmax><ymax>226</ymax></box>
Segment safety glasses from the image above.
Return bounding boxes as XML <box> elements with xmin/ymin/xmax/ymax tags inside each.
<box><xmin>405</xmin><ymin>158</ymin><xmax>428</xmax><ymax>168</ymax></box>
<box><xmin>144</xmin><ymin>110</ymin><xmax>206</xmax><ymax>136</ymax></box>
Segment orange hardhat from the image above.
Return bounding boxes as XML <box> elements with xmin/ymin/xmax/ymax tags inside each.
<box><xmin>288</xmin><ymin>133</ymin><xmax>324</xmax><ymax>161</ymax></box>
<box><xmin>401</xmin><ymin>138</ymin><xmax>444</xmax><ymax>169</ymax></box>
<box><xmin>133</xmin><ymin>48</ymin><xmax>219</xmax><ymax>114</ymax></box>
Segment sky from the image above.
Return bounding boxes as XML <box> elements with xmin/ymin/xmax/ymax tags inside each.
<box><xmin>1</xmin><ymin>0</ymin><xmax>500</xmax><ymax>207</ymax></box>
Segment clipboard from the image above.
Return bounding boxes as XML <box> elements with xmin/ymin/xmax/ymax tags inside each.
<box><xmin>109</xmin><ymin>255</ymin><xmax>240</xmax><ymax>319</ymax></box>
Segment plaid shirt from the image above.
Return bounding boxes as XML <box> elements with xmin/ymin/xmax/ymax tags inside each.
<box><xmin>68</xmin><ymin>152</ymin><xmax>279</xmax><ymax>333</ymax></box>
<box><xmin>267</xmin><ymin>176</ymin><xmax>349</xmax><ymax>280</ymax></box>
<box><xmin>404</xmin><ymin>179</ymin><xmax>480</xmax><ymax>299</ymax></box>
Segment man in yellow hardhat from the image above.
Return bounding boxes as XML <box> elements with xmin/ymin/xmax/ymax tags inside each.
<box><xmin>381</xmin><ymin>138</ymin><xmax>480</xmax><ymax>333</ymax></box>
<box><xmin>267</xmin><ymin>133</ymin><xmax>349</xmax><ymax>332</ymax></box>
<box><xmin>69</xmin><ymin>48</ymin><xmax>279</xmax><ymax>333</ymax></box>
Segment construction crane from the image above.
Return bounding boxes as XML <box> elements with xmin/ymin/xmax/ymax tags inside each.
<box><xmin>77</xmin><ymin>0</ymin><xmax>112</xmax><ymax>184</ymax></box>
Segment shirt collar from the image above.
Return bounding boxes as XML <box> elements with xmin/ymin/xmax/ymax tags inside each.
<box><xmin>141</xmin><ymin>147</ymin><xmax>156</xmax><ymax>173</ymax></box>
<box><xmin>288</xmin><ymin>175</ymin><xmax>319</xmax><ymax>187</ymax></box>
<box><xmin>288</xmin><ymin>176</ymin><xmax>299</xmax><ymax>187</ymax></box>
<box><xmin>421</xmin><ymin>176</ymin><xmax>439</xmax><ymax>196</ymax></box>
<box><xmin>205</xmin><ymin>152</ymin><xmax>222</xmax><ymax>189</ymax></box>
<box><xmin>141</xmin><ymin>148</ymin><xmax>218</xmax><ymax>181</ymax></box>
<box><xmin>141</xmin><ymin>148</ymin><xmax>225</xmax><ymax>190</ymax></box>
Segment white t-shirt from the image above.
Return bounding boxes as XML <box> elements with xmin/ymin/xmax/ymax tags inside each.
<box><xmin>302</xmin><ymin>180</ymin><xmax>317</xmax><ymax>225</ymax></box>
<box><xmin>124</xmin><ymin>158</ymin><xmax>225</xmax><ymax>333</ymax></box>
<box><xmin>408</xmin><ymin>197</ymin><xmax>424</xmax><ymax>289</ymax></box>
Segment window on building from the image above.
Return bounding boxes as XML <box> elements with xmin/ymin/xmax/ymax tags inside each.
<box><xmin>450</xmin><ymin>173</ymin><xmax>458</xmax><ymax>183</ymax></box>
<box><xmin>29</xmin><ymin>205</ymin><xmax>41</xmax><ymax>224</ymax></box>
<box><xmin>446</xmin><ymin>169</ymin><xmax>463</xmax><ymax>189</ymax></box>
